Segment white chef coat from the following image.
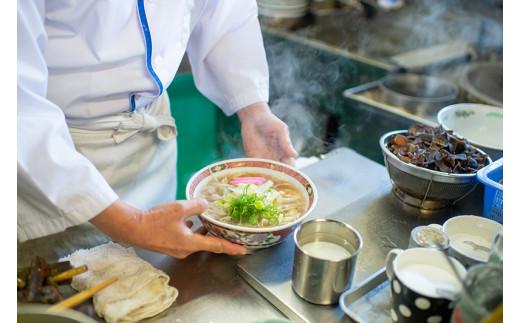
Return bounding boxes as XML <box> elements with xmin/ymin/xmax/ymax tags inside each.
<box><xmin>17</xmin><ymin>0</ymin><xmax>269</xmax><ymax>241</ymax></box>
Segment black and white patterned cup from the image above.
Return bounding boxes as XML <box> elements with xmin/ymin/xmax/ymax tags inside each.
<box><xmin>386</xmin><ymin>248</ymin><xmax>467</xmax><ymax>323</ymax></box>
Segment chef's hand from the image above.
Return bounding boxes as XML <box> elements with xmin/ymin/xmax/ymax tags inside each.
<box><xmin>238</xmin><ymin>102</ymin><xmax>298</xmax><ymax>165</ymax></box>
<box><xmin>90</xmin><ymin>199</ymin><xmax>246</xmax><ymax>258</ymax></box>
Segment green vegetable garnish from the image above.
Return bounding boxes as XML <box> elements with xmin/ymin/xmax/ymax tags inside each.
<box><xmin>218</xmin><ymin>185</ymin><xmax>283</xmax><ymax>226</ymax></box>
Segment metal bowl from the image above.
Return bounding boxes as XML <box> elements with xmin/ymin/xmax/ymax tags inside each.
<box><xmin>380</xmin><ymin>74</ymin><xmax>459</xmax><ymax>118</ymax></box>
<box><xmin>379</xmin><ymin>130</ymin><xmax>492</xmax><ymax>204</ymax></box>
<box><xmin>459</xmin><ymin>62</ymin><xmax>502</xmax><ymax>107</ymax></box>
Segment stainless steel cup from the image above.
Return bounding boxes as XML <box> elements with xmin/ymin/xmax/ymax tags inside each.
<box><xmin>291</xmin><ymin>219</ymin><xmax>363</xmax><ymax>305</ymax></box>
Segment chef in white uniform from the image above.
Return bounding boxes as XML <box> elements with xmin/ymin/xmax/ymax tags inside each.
<box><xmin>18</xmin><ymin>0</ymin><xmax>298</xmax><ymax>259</ymax></box>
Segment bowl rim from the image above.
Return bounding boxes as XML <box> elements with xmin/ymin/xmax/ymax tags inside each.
<box><xmin>379</xmin><ymin>130</ymin><xmax>492</xmax><ymax>179</ymax></box>
<box><xmin>437</xmin><ymin>103</ymin><xmax>503</xmax><ymax>150</ymax></box>
<box><xmin>293</xmin><ymin>218</ymin><xmax>364</xmax><ymax>262</ymax></box>
<box><xmin>186</xmin><ymin>157</ymin><xmax>318</xmax><ymax>233</ymax></box>
<box><xmin>443</xmin><ymin>215</ymin><xmax>502</xmax><ymax>233</ymax></box>
<box><xmin>391</xmin><ymin>247</ymin><xmax>467</xmax><ymax>299</ymax></box>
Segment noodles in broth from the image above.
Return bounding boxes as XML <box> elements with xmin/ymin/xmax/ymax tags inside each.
<box><xmin>197</xmin><ymin>172</ymin><xmax>307</xmax><ymax>227</ymax></box>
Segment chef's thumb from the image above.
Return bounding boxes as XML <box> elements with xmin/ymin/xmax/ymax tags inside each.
<box><xmin>191</xmin><ymin>234</ymin><xmax>247</xmax><ymax>256</ymax></box>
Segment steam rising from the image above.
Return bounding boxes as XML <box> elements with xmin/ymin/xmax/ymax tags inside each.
<box><xmin>221</xmin><ymin>0</ymin><xmax>502</xmax><ymax>159</ymax></box>
<box><xmin>265</xmin><ymin>37</ymin><xmax>360</xmax><ymax>156</ymax></box>
<box><xmin>261</xmin><ymin>0</ymin><xmax>502</xmax><ymax>158</ymax></box>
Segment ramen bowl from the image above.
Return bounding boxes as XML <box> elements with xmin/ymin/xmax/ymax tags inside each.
<box><xmin>186</xmin><ymin>158</ymin><xmax>318</xmax><ymax>252</ymax></box>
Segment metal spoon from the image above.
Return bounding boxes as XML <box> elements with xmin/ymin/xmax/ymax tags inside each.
<box><xmin>433</xmin><ymin>241</ymin><xmax>468</xmax><ymax>300</ymax></box>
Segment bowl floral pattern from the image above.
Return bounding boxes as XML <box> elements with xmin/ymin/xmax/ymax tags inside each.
<box><xmin>187</xmin><ymin>158</ymin><xmax>318</xmax><ymax>252</ymax></box>
<box><xmin>203</xmin><ymin>219</ymin><xmax>282</xmax><ymax>248</ymax></box>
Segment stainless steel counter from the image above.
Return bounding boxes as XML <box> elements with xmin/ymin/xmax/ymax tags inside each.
<box><xmin>141</xmin><ymin>147</ymin><xmax>393</xmax><ymax>323</ymax></box>
<box><xmin>17</xmin><ymin>147</ymin><xmax>483</xmax><ymax>323</ymax></box>
<box><xmin>235</xmin><ymin>148</ymin><xmax>482</xmax><ymax>323</ymax></box>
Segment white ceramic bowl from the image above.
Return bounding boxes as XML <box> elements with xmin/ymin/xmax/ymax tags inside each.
<box><xmin>186</xmin><ymin>158</ymin><xmax>318</xmax><ymax>252</ymax></box>
<box><xmin>443</xmin><ymin>215</ymin><xmax>502</xmax><ymax>267</ymax></box>
<box><xmin>437</xmin><ymin>103</ymin><xmax>503</xmax><ymax>152</ymax></box>
<box><xmin>258</xmin><ymin>0</ymin><xmax>309</xmax><ymax>18</ymax></box>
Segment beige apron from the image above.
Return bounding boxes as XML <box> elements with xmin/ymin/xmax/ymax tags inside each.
<box><xmin>18</xmin><ymin>93</ymin><xmax>178</xmax><ymax>266</ymax></box>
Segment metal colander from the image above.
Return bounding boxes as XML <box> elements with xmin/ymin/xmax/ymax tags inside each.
<box><xmin>380</xmin><ymin>130</ymin><xmax>492</xmax><ymax>206</ymax></box>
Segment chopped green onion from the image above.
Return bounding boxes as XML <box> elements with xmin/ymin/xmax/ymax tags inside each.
<box><xmin>216</xmin><ymin>184</ymin><xmax>283</xmax><ymax>226</ymax></box>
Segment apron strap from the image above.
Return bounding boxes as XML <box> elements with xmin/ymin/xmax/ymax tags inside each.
<box><xmin>67</xmin><ymin>93</ymin><xmax>177</xmax><ymax>144</ymax></box>
<box><xmin>113</xmin><ymin>112</ymin><xmax>176</xmax><ymax>144</ymax></box>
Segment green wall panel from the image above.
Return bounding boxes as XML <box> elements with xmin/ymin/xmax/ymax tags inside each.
<box><xmin>167</xmin><ymin>74</ymin><xmax>220</xmax><ymax>199</ymax></box>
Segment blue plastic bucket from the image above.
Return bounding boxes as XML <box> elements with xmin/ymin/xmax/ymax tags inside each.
<box><xmin>477</xmin><ymin>158</ymin><xmax>503</xmax><ymax>223</ymax></box>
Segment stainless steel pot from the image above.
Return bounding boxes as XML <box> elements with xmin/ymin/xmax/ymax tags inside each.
<box><xmin>459</xmin><ymin>62</ymin><xmax>503</xmax><ymax>107</ymax></box>
<box><xmin>380</xmin><ymin>74</ymin><xmax>459</xmax><ymax>118</ymax></box>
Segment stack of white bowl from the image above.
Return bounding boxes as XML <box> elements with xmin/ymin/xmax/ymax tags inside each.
<box><xmin>257</xmin><ymin>0</ymin><xmax>310</xmax><ymax>19</ymax></box>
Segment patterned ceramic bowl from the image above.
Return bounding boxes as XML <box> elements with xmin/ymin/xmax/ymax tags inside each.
<box><xmin>186</xmin><ymin>158</ymin><xmax>318</xmax><ymax>252</ymax></box>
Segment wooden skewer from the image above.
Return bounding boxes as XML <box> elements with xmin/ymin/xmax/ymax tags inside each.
<box><xmin>48</xmin><ymin>277</ymin><xmax>118</xmax><ymax>311</ymax></box>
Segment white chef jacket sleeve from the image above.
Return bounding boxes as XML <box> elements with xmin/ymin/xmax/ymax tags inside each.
<box><xmin>17</xmin><ymin>0</ymin><xmax>119</xmax><ymax>241</ymax></box>
<box><xmin>186</xmin><ymin>0</ymin><xmax>269</xmax><ymax>116</ymax></box>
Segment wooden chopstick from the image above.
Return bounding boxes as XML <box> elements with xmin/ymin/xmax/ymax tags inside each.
<box><xmin>481</xmin><ymin>304</ymin><xmax>503</xmax><ymax>323</ymax></box>
<box><xmin>48</xmin><ymin>265</ymin><xmax>88</xmax><ymax>283</ymax></box>
<box><xmin>48</xmin><ymin>277</ymin><xmax>117</xmax><ymax>311</ymax></box>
